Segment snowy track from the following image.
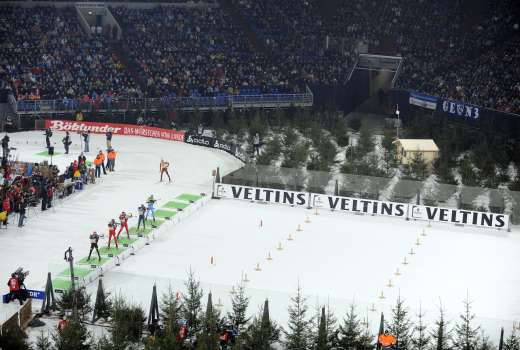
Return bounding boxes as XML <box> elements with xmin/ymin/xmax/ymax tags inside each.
<box><xmin>0</xmin><ymin>130</ymin><xmax>518</xmax><ymax>342</ymax></box>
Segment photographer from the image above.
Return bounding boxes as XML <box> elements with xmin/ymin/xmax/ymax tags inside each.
<box><xmin>1</xmin><ymin>134</ymin><xmax>10</xmax><ymax>159</ymax></box>
<box><xmin>6</xmin><ymin>270</ymin><xmax>27</xmax><ymax>305</ymax></box>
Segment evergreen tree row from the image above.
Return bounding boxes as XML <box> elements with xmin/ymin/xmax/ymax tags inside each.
<box><xmin>2</xmin><ymin>272</ymin><xmax>519</xmax><ymax>350</ymax></box>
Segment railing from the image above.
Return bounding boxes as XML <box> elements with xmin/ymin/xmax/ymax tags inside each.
<box><xmin>15</xmin><ymin>93</ymin><xmax>313</xmax><ymax>114</ymax></box>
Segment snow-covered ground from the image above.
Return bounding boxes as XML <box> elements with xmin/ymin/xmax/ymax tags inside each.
<box><xmin>0</xmin><ymin>130</ymin><xmax>518</xmax><ymax>344</ymax></box>
<box><xmin>0</xmin><ymin>130</ymin><xmax>241</xmax><ymax>323</ymax></box>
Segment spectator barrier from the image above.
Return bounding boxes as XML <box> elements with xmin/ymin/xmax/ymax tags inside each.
<box><xmin>17</xmin><ymin>93</ymin><xmax>313</xmax><ymax>115</ymax></box>
<box><xmin>45</xmin><ymin>120</ymin><xmax>246</xmax><ymax>162</ymax></box>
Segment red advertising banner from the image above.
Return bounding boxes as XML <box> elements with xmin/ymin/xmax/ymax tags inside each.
<box><xmin>44</xmin><ymin>120</ymin><xmax>185</xmax><ymax>142</ymax></box>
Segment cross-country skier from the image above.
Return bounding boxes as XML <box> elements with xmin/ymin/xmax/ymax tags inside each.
<box><xmin>160</xmin><ymin>159</ymin><xmax>171</xmax><ymax>182</ymax></box>
<box><xmin>62</xmin><ymin>132</ymin><xmax>71</xmax><ymax>154</ymax></box>
<box><xmin>117</xmin><ymin>211</ymin><xmax>131</xmax><ymax>239</ymax></box>
<box><xmin>107</xmin><ymin>219</ymin><xmax>118</xmax><ymax>249</ymax></box>
<box><xmin>137</xmin><ymin>204</ymin><xmax>146</xmax><ymax>231</ymax></box>
<box><xmin>88</xmin><ymin>231</ymin><xmax>101</xmax><ymax>261</ymax></box>
<box><xmin>146</xmin><ymin>195</ymin><xmax>157</xmax><ymax>222</ymax></box>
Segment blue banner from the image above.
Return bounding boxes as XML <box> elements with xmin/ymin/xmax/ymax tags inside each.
<box><xmin>409</xmin><ymin>92</ymin><xmax>437</xmax><ymax>110</ymax></box>
<box><xmin>2</xmin><ymin>289</ymin><xmax>45</xmax><ymax>303</ymax></box>
<box><xmin>438</xmin><ymin>98</ymin><xmax>480</xmax><ymax>120</ymax></box>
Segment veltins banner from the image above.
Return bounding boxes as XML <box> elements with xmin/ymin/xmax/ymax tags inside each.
<box><xmin>215</xmin><ymin>184</ymin><xmax>509</xmax><ymax>230</ymax></box>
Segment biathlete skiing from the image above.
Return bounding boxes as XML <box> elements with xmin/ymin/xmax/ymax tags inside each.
<box><xmin>160</xmin><ymin>158</ymin><xmax>171</xmax><ymax>182</ymax></box>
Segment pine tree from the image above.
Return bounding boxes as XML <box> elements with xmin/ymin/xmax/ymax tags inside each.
<box><xmin>504</xmin><ymin>327</ymin><xmax>520</xmax><ymax>350</ymax></box>
<box><xmin>35</xmin><ymin>331</ymin><xmax>52</xmax><ymax>350</ymax></box>
<box><xmin>109</xmin><ymin>295</ymin><xmax>146</xmax><ymax>347</ymax></box>
<box><xmin>56</xmin><ymin>287</ymin><xmax>92</xmax><ymax>321</ymax></box>
<box><xmin>430</xmin><ymin>304</ymin><xmax>452</xmax><ymax>350</ymax></box>
<box><xmin>412</xmin><ymin>305</ymin><xmax>430</xmax><ymax>350</ymax></box>
<box><xmin>197</xmin><ymin>292</ymin><xmax>219</xmax><ymax>350</ymax></box>
<box><xmin>183</xmin><ymin>267</ymin><xmax>204</xmax><ymax>331</ymax></box>
<box><xmin>386</xmin><ymin>295</ymin><xmax>413</xmax><ymax>350</ymax></box>
<box><xmin>0</xmin><ymin>325</ymin><xmax>31</xmax><ymax>350</ymax></box>
<box><xmin>459</xmin><ymin>157</ymin><xmax>478</xmax><ymax>187</ymax></box>
<box><xmin>159</xmin><ymin>285</ymin><xmax>183</xmax><ymax>348</ymax></box>
<box><xmin>93</xmin><ymin>279</ymin><xmax>111</xmax><ymax>322</ymax></box>
<box><xmin>454</xmin><ymin>296</ymin><xmax>480</xmax><ymax>350</ymax></box>
<box><xmin>325</xmin><ymin>303</ymin><xmax>339</xmax><ymax>348</ymax></box>
<box><xmin>476</xmin><ymin>330</ymin><xmax>494</xmax><ymax>350</ymax></box>
<box><xmin>358</xmin><ymin>318</ymin><xmax>375</xmax><ymax>350</ymax></box>
<box><xmin>408</xmin><ymin>151</ymin><xmax>428</xmax><ymax>180</ymax></box>
<box><xmin>338</xmin><ymin>303</ymin><xmax>363</xmax><ymax>349</ymax></box>
<box><xmin>284</xmin><ymin>284</ymin><xmax>312</xmax><ymax>350</ymax></box>
<box><xmin>316</xmin><ymin>307</ymin><xmax>328</xmax><ymax>350</ymax></box>
<box><xmin>357</xmin><ymin>122</ymin><xmax>374</xmax><ymax>156</ymax></box>
<box><xmin>228</xmin><ymin>279</ymin><xmax>251</xmax><ymax>333</ymax></box>
<box><xmin>244</xmin><ymin>300</ymin><xmax>280</xmax><ymax>350</ymax></box>
<box><xmin>52</xmin><ymin>320</ymin><xmax>91</xmax><ymax>350</ymax></box>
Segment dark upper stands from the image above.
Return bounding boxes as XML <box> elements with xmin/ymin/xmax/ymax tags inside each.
<box><xmin>0</xmin><ymin>1</ymin><xmax>518</xmax><ymax>113</ymax></box>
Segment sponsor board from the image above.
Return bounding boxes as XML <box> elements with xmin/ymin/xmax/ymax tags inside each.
<box><xmin>216</xmin><ymin>184</ymin><xmax>509</xmax><ymax>230</ymax></box>
<box><xmin>312</xmin><ymin>194</ymin><xmax>407</xmax><ymax>218</ymax></box>
<box><xmin>2</xmin><ymin>290</ymin><xmax>45</xmax><ymax>304</ymax></box>
<box><xmin>215</xmin><ymin>183</ymin><xmax>308</xmax><ymax>206</ymax></box>
<box><xmin>184</xmin><ymin>133</ymin><xmax>245</xmax><ymax>162</ymax></box>
<box><xmin>45</xmin><ymin>120</ymin><xmax>185</xmax><ymax>142</ymax></box>
<box><xmin>409</xmin><ymin>205</ymin><xmax>508</xmax><ymax>229</ymax></box>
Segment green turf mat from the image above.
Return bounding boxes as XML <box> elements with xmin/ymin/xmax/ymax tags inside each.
<box><xmin>118</xmin><ymin>237</ymin><xmax>138</xmax><ymax>245</ymax></box>
<box><xmin>154</xmin><ymin>209</ymin><xmax>177</xmax><ymax>219</ymax></box>
<box><xmin>129</xmin><ymin>227</ymin><xmax>152</xmax><ymax>235</ymax></box>
<box><xmin>36</xmin><ymin>150</ymin><xmax>62</xmax><ymax>157</ymax></box>
<box><xmin>163</xmin><ymin>201</ymin><xmax>189</xmax><ymax>210</ymax></box>
<box><xmin>99</xmin><ymin>247</ymin><xmax>125</xmax><ymax>256</ymax></box>
<box><xmin>176</xmin><ymin>193</ymin><xmax>202</xmax><ymax>202</ymax></box>
<box><xmin>145</xmin><ymin>219</ymin><xmax>164</xmax><ymax>226</ymax></box>
<box><xmin>52</xmin><ymin>279</ymin><xmax>71</xmax><ymax>291</ymax></box>
<box><xmin>58</xmin><ymin>267</ymin><xmax>92</xmax><ymax>278</ymax></box>
<box><xmin>77</xmin><ymin>256</ymin><xmax>110</xmax><ymax>266</ymax></box>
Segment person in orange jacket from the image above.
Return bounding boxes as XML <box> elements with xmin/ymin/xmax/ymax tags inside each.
<box><xmin>378</xmin><ymin>330</ymin><xmax>397</xmax><ymax>349</ymax></box>
<box><xmin>107</xmin><ymin>148</ymin><xmax>117</xmax><ymax>172</ymax></box>
<box><xmin>99</xmin><ymin>150</ymin><xmax>107</xmax><ymax>175</ymax></box>
<box><xmin>93</xmin><ymin>153</ymin><xmax>103</xmax><ymax>178</ymax></box>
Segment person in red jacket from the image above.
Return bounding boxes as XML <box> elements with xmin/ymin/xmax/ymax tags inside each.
<box><xmin>107</xmin><ymin>219</ymin><xmax>118</xmax><ymax>249</ymax></box>
<box><xmin>117</xmin><ymin>211</ymin><xmax>131</xmax><ymax>239</ymax></box>
<box><xmin>57</xmin><ymin>315</ymin><xmax>68</xmax><ymax>332</ymax></box>
<box><xmin>7</xmin><ymin>273</ymin><xmax>22</xmax><ymax>305</ymax></box>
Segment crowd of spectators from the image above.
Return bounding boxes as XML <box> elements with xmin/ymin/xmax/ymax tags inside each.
<box><xmin>0</xmin><ymin>6</ymin><xmax>140</xmax><ymax>103</ymax></box>
<box><xmin>234</xmin><ymin>0</ymin><xmax>354</xmax><ymax>86</ymax></box>
<box><xmin>234</xmin><ymin>0</ymin><xmax>519</xmax><ymax>113</ymax></box>
<box><xmin>0</xmin><ymin>1</ymin><xmax>518</xmax><ymax>113</ymax></box>
<box><xmin>112</xmin><ymin>6</ymin><xmax>301</xmax><ymax>98</ymax></box>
